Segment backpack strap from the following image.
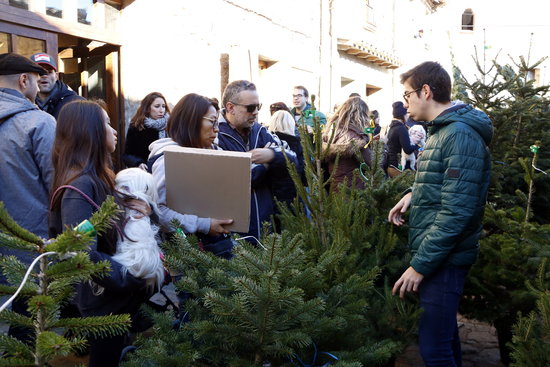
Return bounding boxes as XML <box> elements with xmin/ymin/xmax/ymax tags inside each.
<box><xmin>51</xmin><ymin>185</ymin><xmax>101</xmax><ymax>211</ymax></box>
<box><xmin>147</xmin><ymin>152</ymin><xmax>164</xmax><ymax>173</ymax></box>
<box><xmin>50</xmin><ymin>184</ymin><xmax>123</xmax><ymax>239</ymax></box>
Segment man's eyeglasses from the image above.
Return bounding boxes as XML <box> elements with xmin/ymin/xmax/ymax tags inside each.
<box><xmin>292</xmin><ymin>94</ymin><xmax>304</xmax><ymax>98</ymax></box>
<box><xmin>230</xmin><ymin>102</ymin><xmax>262</xmax><ymax>113</ymax></box>
<box><xmin>203</xmin><ymin>116</ymin><xmax>219</xmax><ymax>129</ymax></box>
<box><xmin>403</xmin><ymin>87</ymin><xmax>422</xmax><ymax>102</ymax></box>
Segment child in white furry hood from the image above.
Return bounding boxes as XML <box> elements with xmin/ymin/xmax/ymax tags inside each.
<box><xmin>113</xmin><ymin>168</ymin><xmax>165</xmax><ymax>291</ymax></box>
<box><xmin>401</xmin><ymin>124</ymin><xmax>426</xmax><ymax>171</ymax></box>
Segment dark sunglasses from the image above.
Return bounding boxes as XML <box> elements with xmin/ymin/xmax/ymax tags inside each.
<box><xmin>231</xmin><ymin>102</ymin><xmax>262</xmax><ymax>113</ymax></box>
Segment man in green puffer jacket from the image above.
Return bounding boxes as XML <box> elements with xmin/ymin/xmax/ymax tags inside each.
<box><xmin>388</xmin><ymin>61</ymin><xmax>492</xmax><ymax>367</ymax></box>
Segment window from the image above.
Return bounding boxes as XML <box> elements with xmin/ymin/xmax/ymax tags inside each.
<box><xmin>8</xmin><ymin>0</ymin><xmax>29</xmax><ymax>10</ymax></box>
<box><xmin>0</xmin><ymin>32</ymin><xmax>10</xmax><ymax>53</ymax></box>
<box><xmin>46</xmin><ymin>0</ymin><xmax>63</xmax><ymax>19</ymax></box>
<box><xmin>16</xmin><ymin>35</ymin><xmax>45</xmax><ymax>57</ymax></box>
<box><xmin>0</xmin><ymin>22</ymin><xmax>52</xmax><ymax>58</ymax></box>
<box><xmin>462</xmin><ymin>8</ymin><xmax>474</xmax><ymax>31</ymax></box>
<box><xmin>77</xmin><ymin>0</ymin><xmax>94</xmax><ymax>25</ymax></box>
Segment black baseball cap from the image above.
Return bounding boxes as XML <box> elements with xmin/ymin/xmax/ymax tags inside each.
<box><xmin>0</xmin><ymin>53</ymin><xmax>48</xmax><ymax>76</ymax></box>
<box><xmin>30</xmin><ymin>52</ymin><xmax>57</xmax><ymax>71</ymax></box>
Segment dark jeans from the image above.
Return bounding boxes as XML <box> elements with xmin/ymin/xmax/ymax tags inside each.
<box><xmin>418</xmin><ymin>265</ymin><xmax>469</xmax><ymax>367</ymax></box>
<box><xmin>199</xmin><ymin>234</ymin><xmax>235</xmax><ymax>260</ymax></box>
<box><xmin>88</xmin><ymin>333</ymin><xmax>126</xmax><ymax>367</ymax></box>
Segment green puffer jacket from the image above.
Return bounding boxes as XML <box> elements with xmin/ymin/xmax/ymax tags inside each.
<box><xmin>409</xmin><ymin>104</ymin><xmax>493</xmax><ymax>276</ymax></box>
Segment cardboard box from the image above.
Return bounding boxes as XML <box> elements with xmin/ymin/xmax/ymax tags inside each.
<box><xmin>163</xmin><ymin>146</ymin><xmax>251</xmax><ymax>233</ymax></box>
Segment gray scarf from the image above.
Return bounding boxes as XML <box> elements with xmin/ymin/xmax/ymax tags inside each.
<box><xmin>144</xmin><ymin>114</ymin><xmax>169</xmax><ymax>139</ymax></box>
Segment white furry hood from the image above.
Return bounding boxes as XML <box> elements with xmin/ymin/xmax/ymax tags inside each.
<box><xmin>148</xmin><ymin>138</ymin><xmax>179</xmax><ymax>159</ymax></box>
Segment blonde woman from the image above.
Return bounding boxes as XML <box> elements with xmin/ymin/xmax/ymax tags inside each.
<box><xmin>322</xmin><ymin>96</ymin><xmax>371</xmax><ymax>191</ymax></box>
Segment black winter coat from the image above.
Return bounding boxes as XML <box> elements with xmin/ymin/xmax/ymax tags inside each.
<box><xmin>269</xmin><ymin>131</ymin><xmax>305</xmax><ymax>206</ymax></box>
<box><xmin>123</xmin><ymin>125</ymin><xmax>161</xmax><ymax>167</ymax></box>
<box><xmin>382</xmin><ymin>119</ymin><xmax>418</xmax><ymax>170</ymax></box>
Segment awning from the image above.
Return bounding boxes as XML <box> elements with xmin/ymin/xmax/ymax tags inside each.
<box><xmin>337</xmin><ymin>38</ymin><xmax>401</xmax><ymax>69</ymax></box>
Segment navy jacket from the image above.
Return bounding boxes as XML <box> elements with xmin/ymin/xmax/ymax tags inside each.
<box><xmin>36</xmin><ymin>81</ymin><xmax>83</xmax><ymax>119</ymax></box>
<box><xmin>217</xmin><ymin>114</ymin><xmax>297</xmax><ymax>241</ymax></box>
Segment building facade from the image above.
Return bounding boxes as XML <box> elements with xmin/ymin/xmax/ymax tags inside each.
<box><xmin>3</xmin><ymin>0</ymin><xmax>545</xmax><ymax>161</ymax></box>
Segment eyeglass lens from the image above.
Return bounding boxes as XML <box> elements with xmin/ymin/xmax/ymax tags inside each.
<box><xmin>246</xmin><ymin>104</ymin><xmax>261</xmax><ymax>112</ymax></box>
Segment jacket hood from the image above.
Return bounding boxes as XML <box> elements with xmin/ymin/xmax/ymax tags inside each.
<box><xmin>49</xmin><ymin>81</ymin><xmax>76</xmax><ymax>101</ymax></box>
<box><xmin>148</xmin><ymin>138</ymin><xmax>179</xmax><ymax>158</ymax></box>
<box><xmin>0</xmin><ymin>88</ymin><xmax>37</xmax><ymax>123</ymax></box>
<box><xmin>430</xmin><ymin>104</ymin><xmax>493</xmax><ymax>146</ymax></box>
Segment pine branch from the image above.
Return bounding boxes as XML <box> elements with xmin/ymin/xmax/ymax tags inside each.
<box><xmin>0</xmin><ymin>284</ymin><xmax>36</xmax><ymax>297</ymax></box>
<box><xmin>88</xmin><ymin>196</ymin><xmax>121</xmax><ymax>235</ymax></box>
<box><xmin>0</xmin><ymin>357</ymin><xmax>35</xmax><ymax>366</ymax></box>
<box><xmin>44</xmin><ymin>227</ymin><xmax>94</xmax><ymax>254</ymax></box>
<box><xmin>26</xmin><ymin>295</ymin><xmax>58</xmax><ymax>321</ymax></box>
<box><xmin>44</xmin><ymin>252</ymin><xmax>109</xmax><ymax>281</ymax></box>
<box><xmin>53</xmin><ymin>314</ymin><xmax>131</xmax><ymax>339</ymax></box>
<box><xmin>0</xmin><ymin>256</ymin><xmax>36</xmax><ymax>289</ymax></box>
<box><xmin>0</xmin><ymin>310</ymin><xmax>33</xmax><ymax>329</ymax></box>
<box><xmin>35</xmin><ymin>331</ymin><xmax>74</xmax><ymax>361</ymax></box>
<box><xmin>0</xmin><ymin>202</ymin><xmax>43</xmax><ymax>246</ymax></box>
<box><xmin>0</xmin><ymin>232</ymin><xmax>37</xmax><ymax>253</ymax></box>
<box><xmin>0</xmin><ymin>335</ymin><xmax>34</xmax><ymax>360</ymax></box>
<box><xmin>45</xmin><ymin>197</ymin><xmax>121</xmax><ymax>255</ymax></box>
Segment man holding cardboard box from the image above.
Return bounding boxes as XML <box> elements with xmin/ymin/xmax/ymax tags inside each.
<box><xmin>217</xmin><ymin>80</ymin><xmax>298</xmax><ymax>243</ymax></box>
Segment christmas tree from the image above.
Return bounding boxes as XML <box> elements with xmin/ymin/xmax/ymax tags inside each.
<box><xmin>0</xmin><ymin>197</ymin><xmax>131</xmax><ymax>367</ymax></box>
<box><xmin>509</xmin><ymin>260</ymin><xmax>550</xmax><ymax>367</ymax></box>
<box><xmin>454</xmin><ymin>53</ymin><xmax>550</xmax><ymax>365</ymax></box>
<box><xmin>125</xmin><ymin>98</ymin><xmax>419</xmax><ymax>366</ymax></box>
<box><xmin>453</xmin><ymin>51</ymin><xmax>550</xmax><ymax>222</ymax></box>
<box><xmin>276</xmin><ymin>98</ymin><xmax>420</xmax><ymax>365</ymax></box>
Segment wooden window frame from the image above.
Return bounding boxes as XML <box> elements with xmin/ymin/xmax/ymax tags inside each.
<box><xmin>0</xmin><ymin>20</ymin><xmax>57</xmax><ymax>54</ymax></box>
<box><xmin>0</xmin><ymin>0</ymin><xmax>121</xmax><ymax>45</ymax></box>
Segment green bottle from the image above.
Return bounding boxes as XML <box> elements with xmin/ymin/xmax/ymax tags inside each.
<box><xmin>75</xmin><ymin>219</ymin><xmax>97</xmax><ymax>237</ymax></box>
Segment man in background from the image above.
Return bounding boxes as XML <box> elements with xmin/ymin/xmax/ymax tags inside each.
<box><xmin>30</xmin><ymin>52</ymin><xmax>83</xmax><ymax>118</ymax></box>
<box><xmin>290</xmin><ymin>85</ymin><xmax>326</xmax><ymax>130</ymax></box>
<box><xmin>217</xmin><ymin>80</ymin><xmax>297</xmax><ymax>243</ymax></box>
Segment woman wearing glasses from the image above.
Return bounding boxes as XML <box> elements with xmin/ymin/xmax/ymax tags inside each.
<box><xmin>148</xmin><ymin>93</ymin><xmax>233</xmax><ymax>257</ymax></box>
<box><xmin>322</xmin><ymin>96</ymin><xmax>372</xmax><ymax>191</ymax></box>
<box><xmin>123</xmin><ymin>92</ymin><xmax>170</xmax><ymax>169</ymax></box>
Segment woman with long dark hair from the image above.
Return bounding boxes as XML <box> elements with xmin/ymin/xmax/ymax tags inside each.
<box><xmin>123</xmin><ymin>92</ymin><xmax>170</xmax><ymax>168</ymax></box>
<box><xmin>49</xmin><ymin>100</ymin><xmax>149</xmax><ymax>367</ymax></box>
<box><xmin>148</xmin><ymin>93</ymin><xmax>233</xmax><ymax>257</ymax></box>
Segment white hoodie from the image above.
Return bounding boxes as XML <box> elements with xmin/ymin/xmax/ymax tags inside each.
<box><xmin>147</xmin><ymin>138</ymin><xmax>211</xmax><ymax>234</ymax></box>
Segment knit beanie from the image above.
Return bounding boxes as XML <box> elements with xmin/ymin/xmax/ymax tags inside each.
<box><xmin>392</xmin><ymin>101</ymin><xmax>408</xmax><ymax>119</ymax></box>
